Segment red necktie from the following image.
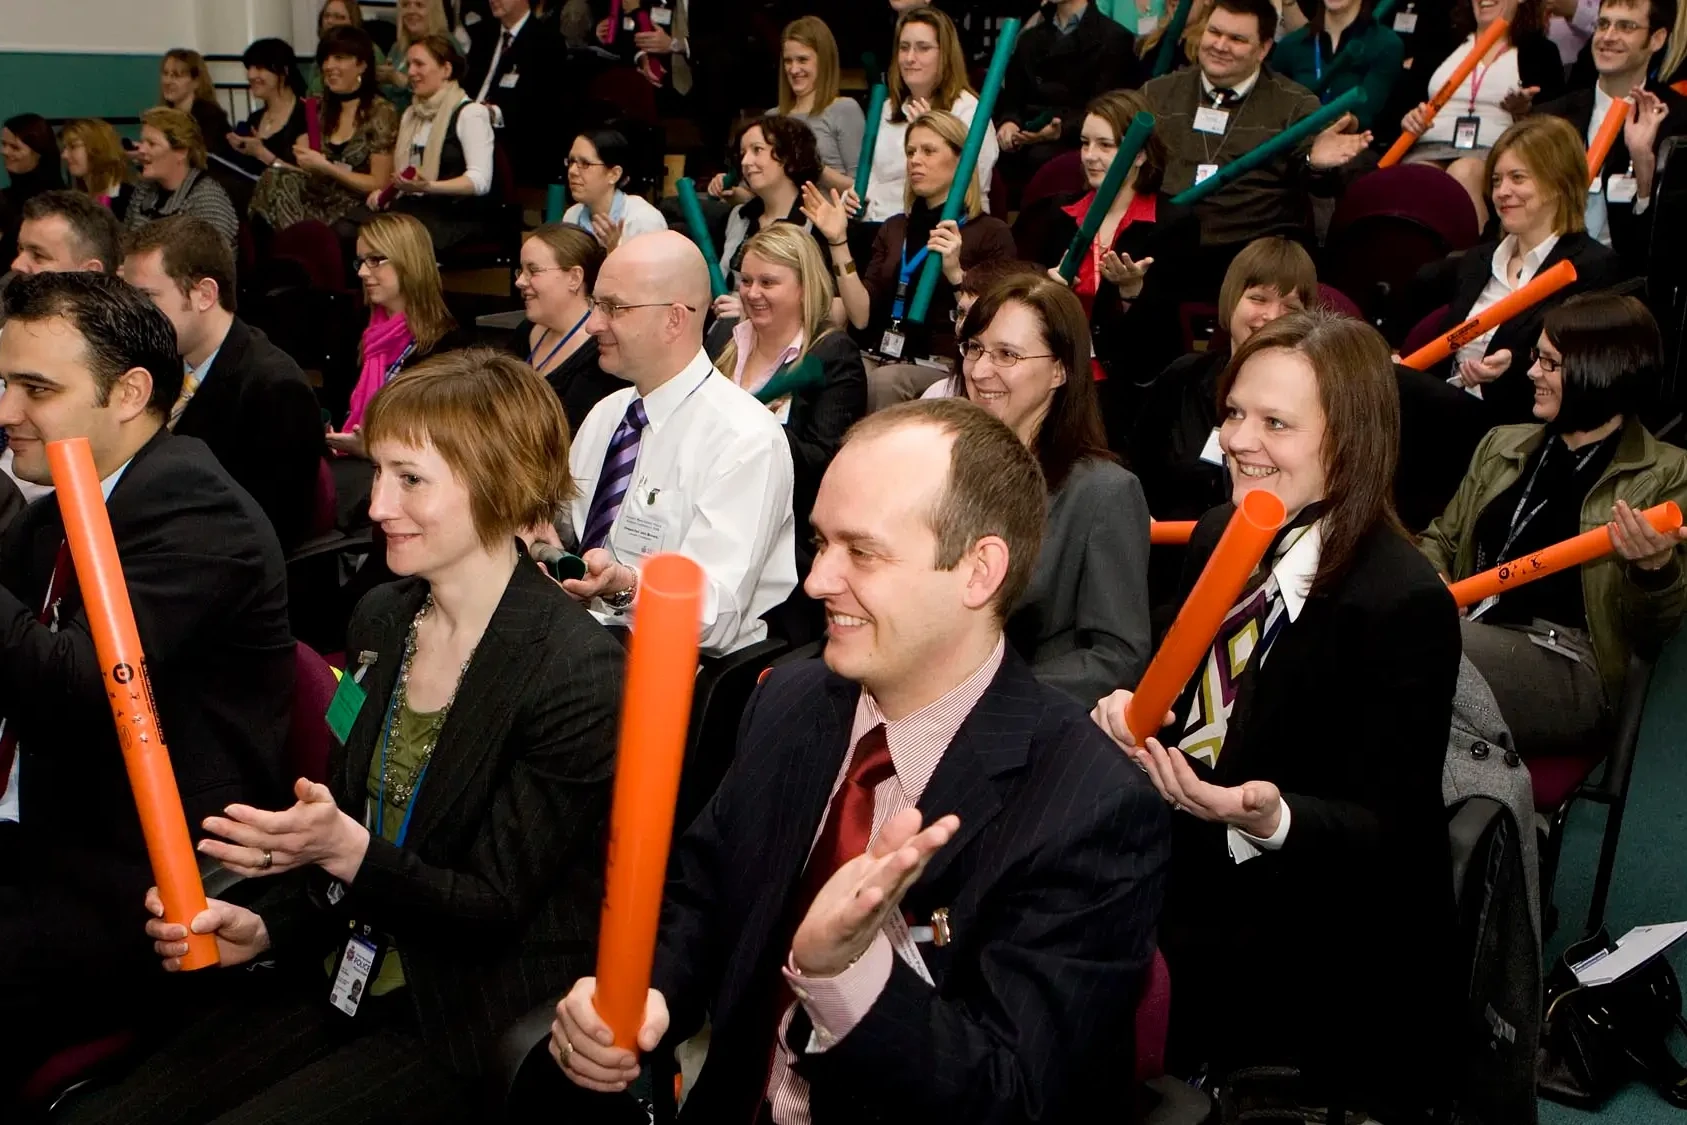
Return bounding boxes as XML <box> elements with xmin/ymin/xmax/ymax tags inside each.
<box><xmin>794</xmin><ymin>724</ymin><xmax>896</xmax><ymax>919</ymax></box>
<box><xmin>0</xmin><ymin>540</ymin><xmax>73</xmax><ymax>797</ymax></box>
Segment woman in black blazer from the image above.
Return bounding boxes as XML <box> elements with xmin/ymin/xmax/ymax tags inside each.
<box><xmin>1431</xmin><ymin>116</ymin><xmax>1627</xmax><ymax>426</ymax></box>
<box><xmin>85</xmin><ymin>353</ymin><xmax>623</xmax><ymax>1125</ymax></box>
<box><xmin>1034</xmin><ymin>90</ymin><xmax>1201</xmax><ymax>408</ymax></box>
<box><xmin>1094</xmin><ymin>310</ymin><xmax>1462</xmax><ymax>1122</ymax></box>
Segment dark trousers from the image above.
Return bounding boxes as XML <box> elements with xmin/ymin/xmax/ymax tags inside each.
<box><xmin>57</xmin><ymin>966</ymin><xmax>478</xmax><ymax>1125</ymax></box>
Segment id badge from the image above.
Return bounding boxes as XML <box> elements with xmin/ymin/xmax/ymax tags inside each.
<box><xmin>1193</xmin><ymin>106</ymin><xmax>1230</xmax><ymax>135</ymax></box>
<box><xmin>1469</xmin><ymin>594</ymin><xmax>1499</xmax><ymax>620</ymax></box>
<box><xmin>617</xmin><ymin>513</ymin><xmax>666</xmax><ymax>559</ymax></box>
<box><xmin>623</xmin><ymin>16</ymin><xmax>637</xmax><ymax>29</ymax></box>
<box><xmin>329</xmin><ymin>925</ymin><xmax>383</xmax><ymax>1017</ymax></box>
<box><xmin>499</xmin><ymin>71</ymin><xmax>520</xmax><ymax>89</ymax></box>
<box><xmin>880</xmin><ymin>327</ymin><xmax>907</xmax><ymax>359</ymax></box>
<box><xmin>1393</xmin><ymin>8</ymin><xmax>1419</xmax><ymax>31</ymax></box>
<box><xmin>651</xmin><ymin>6</ymin><xmax>673</xmax><ymax>25</ymax></box>
<box><xmin>1606</xmin><ymin>173</ymin><xmax>1639</xmax><ymax>204</ymax></box>
<box><xmin>324</xmin><ymin>651</ymin><xmax>376</xmax><ymax>745</ymax></box>
<box><xmin>1198</xmin><ymin>427</ymin><xmax>1225</xmax><ymax>466</ymax></box>
<box><xmin>1194</xmin><ymin>163</ymin><xmax>1219</xmax><ymax>184</ymax></box>
<box><xmin>1453</xmin><ymin>116</ymin><xmax>1480</xmax><ymax>150</ymax></box>
<box><xmin>1137</xmin><ymin>14</ymin><xmax>1160</xmax><ymax>33</ymax></box>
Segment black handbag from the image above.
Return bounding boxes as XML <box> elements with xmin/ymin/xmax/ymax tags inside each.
<box><xmin>1537</xmin><ymin>927</ymin><xmax>1687</xmax><ymax>1110</ymax></box>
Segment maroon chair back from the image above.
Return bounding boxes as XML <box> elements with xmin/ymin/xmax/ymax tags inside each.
<box><xmin>1332</xmin><ymin>164</ymin><xmax>1480</xmax><ymax>250</ymax></box>
<box><xmin>1134</xmin><ymin>947</ymin><xmax>1171</xmax><ymax>1081</ymax></box>
<box><xmin>1324</xmin><ymin>165</ymin><xmax>1479</xmax><ymax>328</ymax></box>
<box><xmin>588</xmin><ymin>67</ymin><xmax>658</xmax><ymax>124</ymax></box>
<box><xmin>271</xmin><ymin>221</ymin><xmax>347</xmax><ymax>295</ymax></box>
<box><xmin>1402</xmin><ymin>304</ymin><xmax>1451</xmax><ymax>357</ymax></box>
<box><xmin>289</xmin><ymin>643</ymin><xmax>339</xmax><ymax>785</ymax></box>
<box><xmin>1020</xmin><ymin>149</ymin><xmax>1085</xmax><ymax>210</ymax></box>
<box><xmin>310</xmin><ymin>459</ymin><xmax>337</xmax><ymax>539</ymax></box>
<box><xmin>1317</xmin><ymin>283</ymin><xmax>1363</xmax><ymax>319</ymax></box>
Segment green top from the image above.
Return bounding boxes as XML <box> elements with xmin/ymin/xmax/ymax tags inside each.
<box><xmin>1272</xmin><ymin>17</ymin><xmax>1404</xmax><ymax>132</ymax></box>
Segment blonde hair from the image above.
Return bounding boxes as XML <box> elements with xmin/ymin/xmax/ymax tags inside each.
<box><xmin>359</xmin><ymin>212</ymin><xmax>456</xmax><ymax>354</ymax></box>
<box><xmin>903</xmin><ymin>110</ymin><xmax>984</xmax><ymax>218</ymax></box>
<box><xmin>364</xmin><ymin>349</ymin><xmax>575</xmax><ymax>549</ymax></box>
<box><xmin>61</xmin><ymin>119</ymin><xmax>131</xmax><ymax>197</ymax></box>
<box><xmin>1485</xmin><ymin>116</ymin><xmax>1590</xmax><ymax>236</ymax></box>
<box><xmin>1663</xmin><ymin>0</ymin><xmax>1687</xmax><ymax>85</ymax></box>
<box><xmin>888</xmin><ymin>7</ymin><xmax>974</xmax><ymax>122</ymax></box>
<box><xmin>396</xmin><ymin>0</ymin><xmax>451</xmax><ymax>55</ymax></box>
<box><xmin>141</xmin><ymin>106</ymin><xmax>207</xmax><ymax>170</ymax></box>
<box><xmin>162</xmin><ymin>48</ymin><xmax>216</xmax><ymax>104</ymax></box>
<box><xmin>318</xmin><ymin>0</ymin><xmax>365</xmax><ymax>34</ymax></box>
<box><xmin>778</xmin><ymin>17</ymin><xmax>842</xmax><ymax>116</ymax></box>
<box><xmin>713</xmin><ymin>224</ymin><xmax>838</xmax><ymax>382</ymax></box>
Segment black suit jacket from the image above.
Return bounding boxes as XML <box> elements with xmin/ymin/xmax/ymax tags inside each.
<box><xmin>0</xmin><ymin>429</ymin><xmax>292</xmax><ymax>910</ymax></box>
<box><xmin>1536</xmin><ymin>82</ymin><xmax>1687</xmax><ymax>275</ymax></box>
<box><xmin>174</xmin><ymin>317</ymin><xmax>325</xmax><ymax>553</ymax></box>
<box><xmin>1164</xmin><ymin>512</ymin><xmax>1460</xmax><ymax>1110</ymax></box>
<box><xmin>1439</xmin><ymin>231</ymin><xmax>1628</xmax><ymax>424</ymax></box>
<box><xmin>256</xmin><ymin>557</ymin><xmax>623</xmax><ymax>1075</ymax></box>
<box><xmin>651</xmin><ymin>652</ymin><xmax>1171</xmax><ymax>1124</ymax></box>
<box><xmin>466</xmin><ymin>15</ymin><xmax>570</xmax><ymax>185</ymax></box>
<box><xmin>998</xmin><ymin>3</ymin><xmax>1141</xmax><ymax>143</ymax></box>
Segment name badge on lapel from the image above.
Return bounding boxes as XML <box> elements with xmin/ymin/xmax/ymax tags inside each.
<box><xmin>651</xmin><ymin>6</ymin><xmax>673</xmax><ymax>25</ymax></box>
<box><xmin>499</xmin><ymin>70</ymin><xmax>520</xmax><ymax>89</ymax></box>
<box><xmin>1605</xmin><ymin>173</ymin><xmax>1639</xmax><ymax>204</ymax></box>
<box><xmin>1193</xmin><ymin>106</ymin><xmax>1230</xmax><ymax>135</ymax></box>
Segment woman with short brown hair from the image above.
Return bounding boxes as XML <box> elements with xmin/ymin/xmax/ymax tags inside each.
<box><xmin>1094</xmin><ymin>308</ymin><xmax>1461</xmax><ymax>1121</ymax></box>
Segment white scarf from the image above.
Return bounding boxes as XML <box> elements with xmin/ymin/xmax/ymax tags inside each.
<box><xmin>395</xmin><ymin>80</ymin><xmax>466</xmax><ymax>182</ymax></box>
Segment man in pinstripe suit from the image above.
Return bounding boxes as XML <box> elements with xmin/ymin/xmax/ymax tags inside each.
<box><xmin>552</xmin><ymin>399</ymin><xmax>1171</xmax><ymax>1123</ymax></box>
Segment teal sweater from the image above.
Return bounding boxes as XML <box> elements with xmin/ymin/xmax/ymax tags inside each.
<box><xmin>1273</xmin><ymin>16</ymin><xmax>1404</xmax><ymax>131</ymax></box>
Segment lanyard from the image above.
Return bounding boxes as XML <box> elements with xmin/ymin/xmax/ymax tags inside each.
<box><xmin>528</xmin><ymin>310</ymin><xmax>590</xmax><ymax>371</ymax></box>
<box><xmin>1493</xmin><ymin>440</ymin><xmax>1601</xmax><ymax>564</ymax></box>
<box><xmin>1314</xmin><ymin>37</ymin><xmax>1323</xmax><ymax>84</ymax></box>
<box><xmin>1467</xmin><ymin>49</ymin><xmax>1501</xmax><ymax>115</ymax></box>
<box><xmin>891</xmin><ymin>216</ymin><xmax>966</xmax><ymax>320</ymax></box>
<box><xmin>383</xmin><ymin>341</ymin><xmax>417</xmax><ymax>388</ymax></box>
<box><xmin>368</xmin><ymin>685</ymin><xmax>429</xmax><ymax>848</ymax></box>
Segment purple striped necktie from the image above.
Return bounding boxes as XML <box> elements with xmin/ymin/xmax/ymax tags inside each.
<box><xmin>579</xmin><ymin>398</ymin><xmax>649</xmax><ymax>552</ymax></box>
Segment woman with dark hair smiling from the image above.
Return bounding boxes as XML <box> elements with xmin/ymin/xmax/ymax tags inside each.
<box><xmin>711</xmin><ymin>115</ymin><xmax>829</xmax><ymax>320</ymax></box>
<box><xmin>1420</xmin><ymin>292</ymin><xmax>1687</xmax><ymax>759</ymax></box>
<box><xmin>559</xmin><ymin>126</ymin><xmax>667</xmax><ymax>250</ymax></box>
<box><xmin>1094</xmin><ymin>309</ymin><xmax>1461</xmax><ymax>1122</ymax></box>
<box><xmin>226</xmin><ymin>38</ymin><xmax>310</xmax><ymax>178</ymax></box>
<box><xmin>1</xmin><ymin>114</ymin><xmax>66</xmax><ymax>264</ymax></box>
<box><xmin>959</xmin><ymin>273</ymin><xmax>1151</xmax><ymax>704</ymax></box>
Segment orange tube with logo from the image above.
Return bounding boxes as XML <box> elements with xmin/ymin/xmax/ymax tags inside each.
<box><xmin>47</xmin><ymin>438</ymin><xmax>218</xmax><ymax>970</ymax></box>
<box><xmin>1126</xmin><ymin>489</ymin><xmax>1286</xmax><ymax>744</ymax></box>
<box><xmin>1400</xmin><ymin>260</ymin><xmax>1577</xmax><ymax>371</ymax></box>
<box><xmin>1151</xmin><ymin>521</ymin><xmax>1197</xmax><ymax>545</ymax></box>
<box><xmin>1379</xmin><ymin>18</ymin><xmax>1510</xmax><ymax>167</ymax></box>
<box><xmin>1449</xmin><ymin>501</ymin><xmax>1682</xmax><ymax>608</ymax></box>
<box><xmin>1586</xmin><ymin>97</ymin><xmax>1629</xmax><ymax>186</ymax></box>
<box><xmin>594</xmin><ymin>552</ymin><xmax>704</xmax><ymax>1049</ymax></box>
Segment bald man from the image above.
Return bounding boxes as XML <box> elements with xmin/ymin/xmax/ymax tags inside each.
<box><xmin>562</xmin><ymin>231</ymin><xmax>797</xmax><ymax>655</ymax></box>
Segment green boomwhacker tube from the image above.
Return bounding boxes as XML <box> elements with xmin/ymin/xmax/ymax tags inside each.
<box><xmin>904</xmin><ymin>18</ymin><xmax>1022</xmax><ymax>325</ymax></box>
<box><xmin>1153</xmin><ymin>0</ymin><xmax>1196</xmax><ymax>78</ymax></box>
<box><xmin>853</xmin><ymin>84</ymin><xmax>890</xmax><ymax>201</ymax></box>
<box><xmin>675</xmin><ymin>177</ymin><xmax>728</xmax><ymax>299</ymax></box>
<box><xmin>1057</xmin><ymin>112</ymin><xmax>1157</xmax><ymax>284</ymax></box>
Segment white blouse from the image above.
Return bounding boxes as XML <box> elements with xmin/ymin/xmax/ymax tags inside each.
<box><xmin>1417</xmin><ymin>35</ymin><xmax>1521</xmax><ymax>150</ymax></box>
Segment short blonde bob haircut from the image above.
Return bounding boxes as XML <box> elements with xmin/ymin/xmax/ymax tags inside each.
<box><xmin>903</xmin><ymin>110</ymin><xmax>983</xmax><ymax>218</ymax></box>
<box><xmin>1484</xmin><ymin>116</ymin><xmax>1589</xmax><ymax>236</ymax></box>
<box><xmin>363</xmin><ymin>349</ymin><xmax>575</xmax><ymax>549</ymax></box>
<box><xmin>140</xmin><ymin>106</ymin><xmax>207</xmax><ymax>170</ymax></box>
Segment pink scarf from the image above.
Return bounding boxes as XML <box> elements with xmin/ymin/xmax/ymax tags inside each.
<box><xmin>345</xmin><ymin>308</ymin><xmax>416</xmax><ymax>430</ymax></box>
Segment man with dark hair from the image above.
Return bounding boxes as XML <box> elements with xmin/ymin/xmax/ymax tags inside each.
<box><xmin>550</xmin><ymin>398</ymin><xmax>1170</xmax><ymax>1123</ymax></box>
<box><xmin>121</xmin><ymin>216</ymin><xmax>324</xmax><ymax>552</ymax></box>
<box><xmin>11</xmin><ymin>190</ymin><xmax>123</xmax><ymax>277</ymax></box>
<box><xmin>0</xmin><ymin>271</ymin><xmax>293</xmax><ymax>1106</ymax></box>
<box><xmin>1538</xmin><ymin>0</ymin><xmax>1686</xmax><ymax>274</ymax></box>
<box><xmin>1143</xmin><ymin>0</ymin><xmax>1371</xmax><ymax>291</ymax></box>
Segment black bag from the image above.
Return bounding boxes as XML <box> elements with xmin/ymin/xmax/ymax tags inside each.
<box><xmin>1537</xmin><ymin>926</ymin><xmax>1687</xmax><ymax>1109</ymax></box>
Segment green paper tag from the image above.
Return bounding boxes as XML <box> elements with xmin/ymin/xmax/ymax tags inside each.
<box><xmin>325</xmin><ymin>672</ymin><xmax>367</xmax><ymax>745</ymax></box>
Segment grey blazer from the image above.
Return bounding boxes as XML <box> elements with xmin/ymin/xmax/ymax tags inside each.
<box><xmin>1007</xmin><ymin>457</ymin><xmax>1152</xmax><ymax>706</ymax></box>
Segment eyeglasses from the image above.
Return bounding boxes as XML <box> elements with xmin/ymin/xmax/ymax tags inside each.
<box><xmin>563</xmin><ymin>156</ymin><xmax>606</xmax><ymax>170</ymax></box>
<box><xmin>353</xmin><ymin>253</ymin><xmax>390</xmax><ymax>271</ymax></box>
<box><xmin>1594</xmin><ymin>16</ymin><xmax>1647</xmax><ymax>32</ymax></box>
<box><xmin>949</xmin><ymin>304</ymin><xmax>973</xmax><ymax>326</ymax></box>
<box><xmin>516</xmin><ymin>264</ymin><xmax>568</xmax><ymax>281</ymax></box>
<box><xmin>1529</xmin><ymin>348</ymin><xmax>1564</xmax><ymax>375</ymax></box>
<box><xmin>589</xmin><ymin>298</ymin><xmax>699</xmax><ymax>319</ymax></box>
<box><xmin>959</xmin><ymin>341</ymin><xmax>1054</xmax><ymax>368</ymax></box>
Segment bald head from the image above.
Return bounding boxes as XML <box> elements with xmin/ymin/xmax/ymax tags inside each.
<box><xmin>588</xmin><ymin>230</ymin><xmax>713</xmax><ymax>392</ymax></box>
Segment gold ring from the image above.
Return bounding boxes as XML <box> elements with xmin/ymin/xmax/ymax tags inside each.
<box><xmin>560</xmin><ymin>1039</ymin><xmax>575</xmax><ymax>1068</ymax></box>
<box><xmin>259</xmin><ymin>849</ymin><xmax>274</xmax><ymax>869</ymax></box>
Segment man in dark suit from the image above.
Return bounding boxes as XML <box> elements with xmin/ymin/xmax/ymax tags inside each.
<box><xmin>551</xmin><ymin>398</ymin><xmax>1171</xmax><ymax>1123</ymax></box>
<box><xmin>1536</xmin><ymin>0</ymin><xmax>1687</xmax><ymax>275</ymax></box>
<box><xmin>467</xmin><ymin>0</ymin><xmax>571</xmax><ymax>187</ymax></box>
<box><xmin>0</xmin><ymin>271</ymin><xmax>293</xmax><ymax>1105</ymax></box>
<box><xmin>121</xmin><ymin>216</ymin><xmax>325</xmax><ymax>553</ymax></box>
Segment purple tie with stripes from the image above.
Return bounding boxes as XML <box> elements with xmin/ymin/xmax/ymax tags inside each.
<box><xmin>579</xmin><ymin>398</ymin><xmax>649</xmax><ymax>552</ymax></box>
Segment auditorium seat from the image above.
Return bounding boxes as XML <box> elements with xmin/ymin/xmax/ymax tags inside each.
<box><xmin>437</xmin><ymin>142</ymin><xmax>524</xmax><ymax>284</ymax></box>
<box><xmin>1316</xmin><ymin>283</ymin><xmax>1363</xmax><ymax>319</ymax></box>
<box><xmin>1137</xmin><ymin>948</ymin><xmax>1216</xmax><ymax>1123</ymax></box>
<box><xmin>1536</xmin><ymin>652</ymin><xmax>1657</xmax><ymax>939</ymax></box>
<box><xmin>1401</xmin><ymin>304</ymin><xmax>1450</xmax><ymax>358</ymax></box>
<box><xmin>670</xmin><ymin>636</ymin><xmax>791</xmax><ymax>848</ymax></box>
<box><xmin>1019</xmin><ymin>149</ymin><xmax>1085</xmax><ymax>211</ymax></box>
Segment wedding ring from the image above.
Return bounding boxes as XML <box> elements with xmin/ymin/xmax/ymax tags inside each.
<box><xmin>560</xmin><ymin>1039</ymin><xmax>575</xmax><ymax>1068</ymax></box>
<box><xmin>259</xmin><ymin>849</ymin><xmax>274</xmax><ymax>870</ymax></box>
<box><xmin>1168</xmin><ymin>799</ymin><xmax>1182</xmax><ymax>812</ymax></box>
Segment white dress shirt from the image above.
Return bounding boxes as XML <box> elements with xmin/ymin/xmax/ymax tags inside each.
<box><xmin>474</xmin><ymin>10</ymin><xmax>530</xmax><ymax>103</ymax></box>
<box><xmin>1418</xmin><ymin>36</ymin><xmax>1520</xmax><ymax>150</ymax></box>
<box><xmin>1453</xmin><ymin>232</ymin><xmax>1561</xmax><ymax>380</ymax></box>
<box><xmin>567</xmin><ymin>348</ymin><xmax>796</xmax><ymax>655</ymax></box>
<box><xmin>864</xmin><ymin>90</ymin><xmax>1000</xmax><ymax>222</ymax></box>
<box><xmin>401</xmin><ymin>100</ymin><xmax>495</xmax><ymax>195</ymax></box>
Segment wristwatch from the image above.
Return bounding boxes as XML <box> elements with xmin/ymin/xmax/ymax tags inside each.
<box><xmin>601</xmin><ymin>569</ymin><xmax>638</xmax><ymax>613</ymax></box>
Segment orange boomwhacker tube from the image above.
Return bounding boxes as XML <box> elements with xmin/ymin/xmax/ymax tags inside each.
<box><xmin>1400</xmin><ymin>259</ymin><xmax>1577</xmax><ymax>371</ymax></box>
<box><xmin>1379</xmin><ymin>18</ymin><xmax>1510</xmax><ymax>167</ymax></box>
<box><xmin>593</xmin><ymin>552</ymin><xmax>704</xmax><ymax>1050</ymax></box>
<box><xmin>1150</xmin><ymin>521</ymin><xmax>1197</xmax><ymax>545</ymax></box>
<box><xmin>46</xmin><ymin>438</ymin><xmax>219</xmax><ymax>970</ymax></box>
<box><xmin>1448</xmin><ymin>501</ymin><xmax>1682</xmax><ymax>608</ymax></box>
<box><xmin>1586</xmin><ymin>97</ymin><xmax>1629</xmax><ymax>186</ymax></box>
<box><xmin>1125</xmin><ymin>490</ymin><xmax>1287</xmax><ymax>744</ymax></box>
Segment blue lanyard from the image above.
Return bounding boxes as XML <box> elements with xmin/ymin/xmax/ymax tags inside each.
<box><xmin>528</xmin><ymin>310</ymin><xmax>590</xmax><ymax>370</ymax></box>
<box><xmin>369</xmin><ymin>684</ymin><xmax>429</xmax><ymax>848</ymax></box>
<box><xmin>890</xmin><ymin>216</ymin><xmax>967</xmax><ymax>320</ymax></box>
<box><xmin>383</xmin><ymin>341</ymin><xmax>417</xmax><ymax>387</ymax></box>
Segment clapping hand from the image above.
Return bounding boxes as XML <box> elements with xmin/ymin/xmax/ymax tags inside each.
<box><xmin>1501</xmin><ymin>86</ymin><xmax>1541</xmax><ymax>118</ymax></box>
<box><xmin>1623</xmin><ymin>88</ymin><xmax>1669</xmax><ymax>170</ymax></box>
<box><xmin>1308</xmin><ymin>113</ymin><xmax>1372</xmax><ymax>169</ymax></box>
<box><xmin>326</xmin><ymin>425</ymin><xmax>366</xmax><ymax>458</ymax></box>
<box><xmin>1099</xmin><ymin>251</ymin><xmax>1154</xmax><ymax>298</ymax></box>
<box><xmin>904</xmin><ymin>96</ymin><xmax>933</xmax><ymax>122</ymax></box>
<box><xmin>801</xmin><ymin>182</ymin><xmax>851</xmax><ymax>244</ymax></box>
<box><xmin>591</xmin><ymin>213</ymin><xmax>626</xmax><ymax>252</ymax></box>
<box><xmin>198</xmin><ymin>777</ymin><xmax>370</xmax><ymax>882</ymax></box>
<box><xmin>712</xmin><ymin>293</ymin><xmax>744</xmax><ymax>320</ymax></box>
